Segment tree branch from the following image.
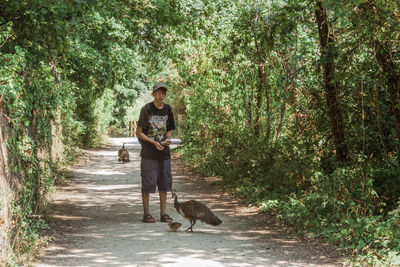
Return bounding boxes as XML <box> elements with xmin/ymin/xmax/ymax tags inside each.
<box><xmin>0</xmin><ymin>86</ymin><xmax>5</xmax><ymax>104</ymax></box>
<box><xmin>0</xmin><ymin>34</ymin><xmax>10</xmax><ymax>48</ymax></box>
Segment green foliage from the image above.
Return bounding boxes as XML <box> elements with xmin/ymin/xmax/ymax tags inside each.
<box><xmin>1</xmin><ymin>0</ymin><xmax>179</xmax><ymax>264</ymax></box>
<box><xmin>169</xmin><ymin>0</ymin><xmax>400</xmax><ymax>265</ymax></box>
<box><xmin>2</xmin><ymin>0</ymin><xmax>400</xmax><ymax>265</ymax></box>
<box><xmin>125</xmin><ymin>88</ymin><xmax>154</xmax><ymax>126</ymax></box>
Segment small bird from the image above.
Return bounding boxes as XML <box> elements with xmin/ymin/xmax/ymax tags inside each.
<box><xmin>118</xmin><ymin>143</ymin><xmax>130</xmax><ymax>163</ymax></box>
<box><xmin>171</xmin><ymin>189</ymin><xmax>222</xmax><ymax>232</ymax></box>
<box><xmin>168</xmin><ymin>221</ymin><xmax>182</xmax><ymax>232</ymax></box>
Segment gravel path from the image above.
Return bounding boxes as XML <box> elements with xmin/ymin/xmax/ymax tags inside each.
<box><xmin>34</xmin><ymin>137</ymin><xmax>344</xmax><ymax>267</ymax></box>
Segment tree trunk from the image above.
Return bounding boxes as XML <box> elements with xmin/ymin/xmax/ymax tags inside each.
<box><xmin>252</xmin><ymin>35</ymin><xmax>271</xmax><ymax>139</ymax></box>
<box><xmin>244</xmin><ymin>81</ymin><xmax>253</xmax><ymax>132</ymax></box>
<box><xmin>0</xmin><ymin>114</ymin><xmax>11</xmax><ymax>264</ymax></box>
<box><xmin>375</xmin><ymin>42</ymin><xmax>400</xmax><ymax>142</ymax></box>
<box><xmin>249</xmin><ymin>11</ymin><xmax>271</xmax><ymax>139</ymax></box>
<box><xmin>315</xmin><ymin>2</ymin><xmax>348</xmax><ymax>162</ymax></box>
<box><xmin>275</xmin><ymin>50</ymin><xmax>294</xmax><ymax>141</ymax></box>
<box><xmin>50</xmin><ymin>58</ymin><xmax>64</xmax><ymax>163</ymax></box>
<box><xmin>254</xmin><ymin>75</ymin><xmax>262</xmax><ymax>137</ymax></box>
<box><xmin>258</xmin><ymin>61</ymin><xmax>271</xmax><ymax>141</ymax></box>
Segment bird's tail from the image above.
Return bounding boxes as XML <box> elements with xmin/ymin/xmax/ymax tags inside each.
<box><xmin>205</xmin><ymin>213</ymin><xmax>222</xmax><ymax>226</ymax></box>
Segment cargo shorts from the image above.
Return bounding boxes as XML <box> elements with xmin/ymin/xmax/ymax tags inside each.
<box><xmin>140</xmin><ymin>158</ymin><xmax>172</xmax><ymax>193</ymax></box>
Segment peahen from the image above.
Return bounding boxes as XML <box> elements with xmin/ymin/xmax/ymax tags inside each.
<box><xmin>118</xmin><ymin>143</ymin><xmax>130</xmax><ymax>163</ymax></box>
<box><xmin>171</xmin><ymin>189</ymin><xmax>222</xmax><ymax>232</ymax></box>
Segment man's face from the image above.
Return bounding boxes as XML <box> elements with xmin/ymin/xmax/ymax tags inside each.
<box><xmin>152</xmin><ymin>88</ymin><xmax>167</xmax><ymax>101</ymax></box>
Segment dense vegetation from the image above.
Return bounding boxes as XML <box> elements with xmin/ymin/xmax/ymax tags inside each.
<box><xmin>1</xmin><ymin>0</ymin><xmax>399</xmax><ymax>266</ymax></box>
<box><xmin>0</xmin><ymin>0</ymin><xmax>168</xmax><ymax>264</ymax></box>
<box><xmin>166</xmin><ymin>0</ymin><xmax>400</xmax><ymax>265</ymax></box>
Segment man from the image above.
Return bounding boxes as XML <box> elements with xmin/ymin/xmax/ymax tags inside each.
<box><xmin>136</xmin><ymin>82</ymin><xmax>176</xmax><ymax>223</ymax></box>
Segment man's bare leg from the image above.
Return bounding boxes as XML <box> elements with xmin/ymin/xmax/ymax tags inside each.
<box><xmin>142</xmin><ymin>193</ymin><xmax>156</xmax><ymax>222</ymax></box>
<box><xmin>159</xmin><ymin>191</ymin><xmax>167</xmax><ymax>216</ymax></box>
<box><xmin>142</xmin><ymin>193</ymin><xmax>150</xmax><ymax>215</ymax></box>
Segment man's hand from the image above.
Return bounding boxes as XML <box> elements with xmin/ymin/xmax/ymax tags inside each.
<box><xmin>154</xmin><ymin>141</ymin><xmax>165</xmax><ymax>151</ymax></box>
<box><xmin>160</xmin><ymin>138</ymin><xmax>171</xmax><ymax>147</ymax></box>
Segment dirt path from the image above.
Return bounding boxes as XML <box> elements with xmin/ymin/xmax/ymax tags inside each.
<box><xmin>34</xmin><ymin>137</ymin><xmax>343</xmax><ymax>267</ymax></box>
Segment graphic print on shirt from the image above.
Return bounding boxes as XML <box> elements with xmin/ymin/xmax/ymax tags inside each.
<box><xmin>148</xmin><ymin>114</ymin><xmax>168</xmax><ymax>142</ymax></box>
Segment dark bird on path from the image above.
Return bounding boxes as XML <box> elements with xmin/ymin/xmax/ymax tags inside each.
<box><xmin>171</xmin><ymin>189</ymin><xmax>222</xmax><ymax>232</ymax></box>
<box><xmin>168</xmin><ymin>221</ymin><xmax>182</xmax><ymax>232</ymax></box>
<box><xmin>118</xmin><ymin>143</ymin><xmax>130</xmax><ymax>163</ymax></box>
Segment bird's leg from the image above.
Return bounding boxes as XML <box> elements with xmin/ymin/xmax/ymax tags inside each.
<box><xmin>185</xmin><ymin>220</ymin><xmax>196</xmax><ymax>232</ymax></box>
<box><xmin>185</xmin><ymin>220</ymin><xmax>192</xmax><ymax>231</ymax></box>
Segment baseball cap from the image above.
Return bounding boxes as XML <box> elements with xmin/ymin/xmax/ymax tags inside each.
<box><xmin>152</xmin><ymin>82</ymin><xmax>168</xmax><ymax>92</ymax></box>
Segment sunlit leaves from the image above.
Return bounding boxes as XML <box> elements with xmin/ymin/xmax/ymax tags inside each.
<box><xmin>167</xmin><ymin>1</ymin><xmax>400</xmax><ymax>265</ymax></box>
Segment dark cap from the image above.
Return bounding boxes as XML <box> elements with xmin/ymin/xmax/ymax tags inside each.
<box><xmin>152</xmin><ymin>82</ymin><xmax>167</xmax><ymax>92</ymax></box>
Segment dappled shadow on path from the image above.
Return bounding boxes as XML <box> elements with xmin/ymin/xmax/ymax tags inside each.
<box><xmin>35</xmin><ymin>137</ymin><xmax>342</xmax><ymax>267</ymax></box>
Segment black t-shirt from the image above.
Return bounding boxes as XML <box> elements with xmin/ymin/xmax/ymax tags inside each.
<box><xmin>137</xmin><ymin>102</ymin><xmax>176</xmax><ymax>160</ymax></box>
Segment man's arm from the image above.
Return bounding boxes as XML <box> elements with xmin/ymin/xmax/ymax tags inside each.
<box><xmin>136</xmin><ymin>126</ymin><xmax>165</xmax><ymax>151</ymax></box>
<box><xmin>162</xmin><ymin>131</ymin><xmax>172</xmax><ymax>146</ymax></box>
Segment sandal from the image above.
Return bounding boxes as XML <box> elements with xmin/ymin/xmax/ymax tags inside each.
<box><xmin>142</xmin><ymin>214</ymin><xmax>156</xmax><ymax>223</ymax></box>
<box><xmin>160</xmin><ymin>214</ymin><xmax>173</xmax><ymax>223</ymax></box>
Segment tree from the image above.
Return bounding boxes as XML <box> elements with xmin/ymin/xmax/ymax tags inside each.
<box><xmin>315</xmin><ymin>1</ymin><xmax>347</xmax><ymax>163</ymax></box>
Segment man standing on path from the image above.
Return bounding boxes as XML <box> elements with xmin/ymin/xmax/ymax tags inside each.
<box><xmin>136</xmin><ymin>82</ymin><xmax>176</xmax><ymax>223</ymax></box>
